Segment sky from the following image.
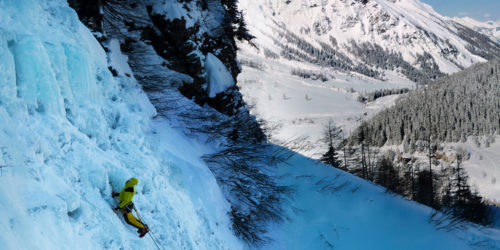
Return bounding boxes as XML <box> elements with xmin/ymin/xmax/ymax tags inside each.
<box><xmin>421</xmin><ymin>0</ymin><xmax>500</xmax><ymax>21</ymax></box>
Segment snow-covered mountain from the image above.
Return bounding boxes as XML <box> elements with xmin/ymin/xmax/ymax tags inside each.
<box><xmin>452</xmin><ymin>17</ymin><xmax>500</xmax><ymax>44</ymax></box>
<box><xmin>236</xmin><ymin>0</ymin><xmax>500</xmax><ymax>154</ymax></box>
<box><xmin>239</xmin><ymin>0</ymin><xmax>500</xmax><ymax>79</ymax></box>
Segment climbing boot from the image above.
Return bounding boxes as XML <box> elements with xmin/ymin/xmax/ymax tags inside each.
<box><xmin>139</xmin><ymin>225</ymin><xmax>149</xmax><ymax>238</ymax></box>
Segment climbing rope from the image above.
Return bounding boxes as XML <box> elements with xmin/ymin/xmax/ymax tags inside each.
<box><xmin>134</xmin><ymin>207</ymin><xmax>164</xmax><ymax>250</ymax></box>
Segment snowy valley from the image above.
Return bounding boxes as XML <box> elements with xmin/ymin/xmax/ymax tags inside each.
<box><xmin>1</xmin><ymin>0</ymin><xmax>500</xmax><ymax>249</ymax></box>
<box><xmin>237</xmin><ymin>0</ymin><xmax>500</xmax><ymax>154</ymax></box>
<box><xmin>237</xmin><ymin>0</ymin><xmax>500</xmax><ymax>201</ymax></box>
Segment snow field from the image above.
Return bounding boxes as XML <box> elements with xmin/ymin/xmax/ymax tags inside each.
<box><xmin>237</xmin><ymin>42</ymin><xmax>414</xmax><ymax>158</ymax></box>
<box><xmin>439</xmin><ymin>139</ymin><xmax>500</xmax><ymax>203</ymax></box>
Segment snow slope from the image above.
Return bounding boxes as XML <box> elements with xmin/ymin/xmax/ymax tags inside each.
<box><xmin>239</xmin><ymin>0</ymin><xmax>497</xmax><ymax>75</ymax></box>
<box><xmin>265</xmin><ymin>151</ymin><xmax>500</xmax><ymax>249</ymax></box>
<box><xmin>442</xmin><ymin>139</ymin><xmax>500</xmax><ymax>203</ymax></box>
<box><xmin>0</xmin><ymin>1</ymin><xmax>240</xmax><ymax>249</ymax></box>
<box><xmin>205</xmin><ymin>53</ymin><xmax>235</xmax><ymax>98</ymax></box>
<box><xmin>237</xmin><ymin>36</ymin><xmax>414</xmax><ymax>158</ymax></box>
<box><xmin>452</xmin><ymin>17</ymin><xmax>500</xmax><ymax>44</ymax></box>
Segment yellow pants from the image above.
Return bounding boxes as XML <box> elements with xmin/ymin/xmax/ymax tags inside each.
<box><xmin>123</xmin><ymin>211</ymin><xmax>146</xmax><ymax>229</ymax></box>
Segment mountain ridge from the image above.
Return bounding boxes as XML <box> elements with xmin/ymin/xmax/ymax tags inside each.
<box><xmin>239</xmin><ymin>0</ymin><xmax>500</xmax><ymax>82</ymax></box>
<box><xmin>452</xmin><ymin>16</ymin><xmax>500</xmax><ymax>44</ymax></box>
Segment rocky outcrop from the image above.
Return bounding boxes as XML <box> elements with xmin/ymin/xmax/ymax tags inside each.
<box><xmin>69</xmin><ymin>0</ymin><xmax>251</xmax><ymax>116</ymax></box>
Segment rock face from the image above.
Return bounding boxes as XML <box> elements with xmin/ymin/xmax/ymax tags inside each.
<box><xmin>69</xmin><ymin>0</ymin><xmax>251</xmax><ymax>116</ymax></box>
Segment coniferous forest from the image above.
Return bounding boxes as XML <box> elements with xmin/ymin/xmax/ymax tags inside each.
<box><xmin>321</xmin><ymin>60</ymin><xmax>500</xmax><ymax>226</ymax></box>
<box><xmin>357</xmin><ymin>59</ymin><xmax>500</xmax><ymax>148</ymax></box>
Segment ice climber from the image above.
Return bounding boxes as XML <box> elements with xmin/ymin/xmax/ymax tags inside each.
<box><xmin>112</xmin><ymin>177</ymin><xmax>150</xmax><ymax>238</ymax></box>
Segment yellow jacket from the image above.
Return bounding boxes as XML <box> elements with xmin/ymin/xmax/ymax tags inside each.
<box><xmin>118</xmin><ymin>178</ymin><xmax>138</xmax><ymax>209</ymax></box>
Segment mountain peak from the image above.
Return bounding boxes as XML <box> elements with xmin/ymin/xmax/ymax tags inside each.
<box><xmin>452</xmin><ymin>16</ymin><xmax>500</xmax><ymax>43</ymax></box>
<box><xmin>240</xmin><ymin>0</ymin><xmax>500</xmax><ymax>81</ymax></box>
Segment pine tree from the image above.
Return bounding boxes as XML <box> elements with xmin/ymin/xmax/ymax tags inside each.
<box><xmin>441</xmin><ymin>178</ymin><xmax>454</xmax><ymax>208</ymax></box>
<box><xmin>462</xmin><ymin>189</ymin><xmax>491</xmax><ymax>225</ymax></box>
<box><xmin>355</xmin><ymin>122</ymin><xmax>368</xmax><ymax>178</ymax></box>
<box><xmin>320</xmin><ymin>145</ymin><xmax>342</xmax><ymax>168</ymax></box>
<box><xmin>354</xmin><ymin>121</ymin><xmax>375</xmax><ymax>179</ymax></box>
<box><xmin>423</xmin><ymin>87</ymin><xmax>437</xmax><ymax>208</ymax></box>
<box><xmin>320</xmin><ymin>121</ymin><xmax>343</xmax><ymax>168</ymax></box>
<box><xmin>445</xmin><ymin>153</ymin><xmax>492</xmax><ymax>225</ymax></box>
<box><xmin>454</xmin><ymin>155</ymin><xmax>468</xmax><ymax>206</ymax></box>
<box><xmin>235</xmin><ymin>11</ymin><xmax>255</xmax><ymax>41</ymax></box>
<box><xmin>415</xmin><ymin>169</ymin><xmax>438</xmax><ymax>209</ymax></box>
<box><xmin>221</xmin><ymin>1</ymin><xmax>254</xmax><ymax>42</ymax></box>
<box><xmin>400</xmin><ymin>164</ymin><xmax>418</xmax><ymax>199</ymax></box>
<box><xmin>375</xmin><ymin>157</ymin><xmax>402</xmax><ymax>194</ymax></box>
